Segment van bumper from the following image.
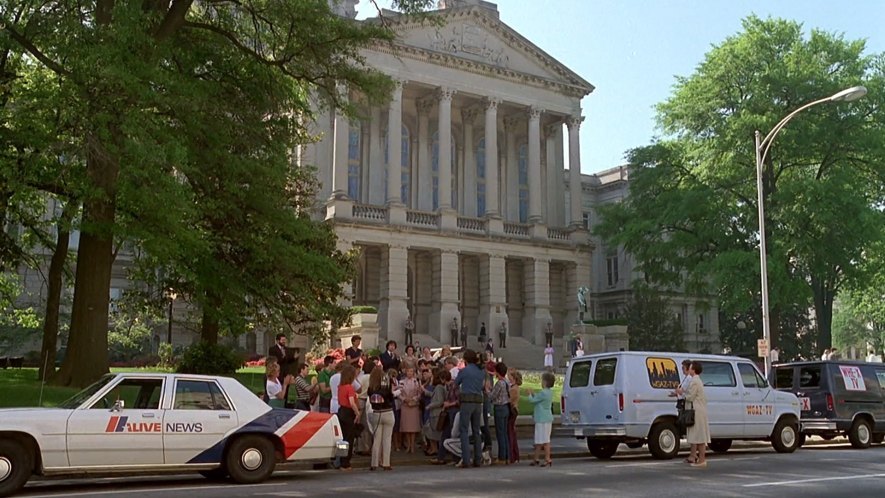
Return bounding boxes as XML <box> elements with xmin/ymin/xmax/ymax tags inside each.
<box><xmin>562</xmin><ymin>425</ymin><xmax>627</xmax><ymax>437</ymax></box>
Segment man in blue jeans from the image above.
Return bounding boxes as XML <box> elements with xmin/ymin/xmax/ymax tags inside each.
<box><xmin>455</xmin><ymin>349</ymin><xmax>485</xmax><ymax>467</ymax></box>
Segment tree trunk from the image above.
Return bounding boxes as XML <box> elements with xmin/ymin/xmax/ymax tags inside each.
<box><xmin>52</xmin><ymin>138</ymin><xmax>120</xmax><ymax>387</ymax></box>
<box><xmin>38</xmin><ymin>202</ymin><xmax>76</xmax><ymax>380</ymax></box>
<box><xmin>811</xmin><ymin>276</ymin><xmax>835</xmax><ymax>350</ymax></box>
<box><xmin>200</xmin><ymin>292</ymin><xmax>221</xmax><ymax>345</ymax></box>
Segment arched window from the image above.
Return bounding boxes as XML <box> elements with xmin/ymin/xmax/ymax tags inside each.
<box><xmin>476</xmin><ymin>137</ymin><xmax>486</xmax><ymax>217</ymax></box>
<box><xmin>384</xmin><ymin>124</ymin><xmax>412</xmax><ymax>205</ymax></box>
<box><xmin>431</xmin><ymin>130</ymin><xmax>458</xmax><ymax>211</ymax></box>
<box><xmin>347</xmin><ymin>121</ymin><xmax>361</xmax><ymax>200</ymax></box>
<box><xmin>518</xmin><ymin>143</ymin><xmax>529</xmax><ymax>222</ymax></box>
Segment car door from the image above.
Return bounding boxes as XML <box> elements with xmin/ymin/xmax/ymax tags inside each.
<box><xmin>163</xmin><ymin>378</ymin><xmax>240</xmax><ymax>464</ymax></box>
<box><xmin>696</xmin><ymin>361</ymin><xmax>743</xmax><ymax>437</ymax></box>
<box><xmin>738</xmin><ymin>362</ymin><xmax>776</xmax><ymax>437</ymax></box>
<box><xmin>66</xmin><ymin>377</ymin><xmax>165</xmax><ymax>466</ymax></box>
<box><xmin>562</xmin><ymin>359</ymin><xmax>593</xmax><ymax>427</ymax></box>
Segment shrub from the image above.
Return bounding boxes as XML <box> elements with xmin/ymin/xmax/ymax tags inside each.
<box><xmin>158</xmin><ymin>343</ymin><xmax>175</xmax><ymax>369</ymax></box>
<box><xmin>350</xmin><ymin>305</ymin><xmax>377</xmax><ymax>314</ymax></box>
<box><xmin>176</xmin><ymin>341</ymin><xmax>244</xmax><ymax>376</ymax></box>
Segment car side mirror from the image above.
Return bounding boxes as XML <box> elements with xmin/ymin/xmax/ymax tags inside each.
<box><xmin>111</xmin><ymin>399</ymin><xmax>125</xmax><ymax>412</ymax></box>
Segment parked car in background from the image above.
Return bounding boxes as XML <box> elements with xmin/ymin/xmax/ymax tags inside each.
<box><xmin>773</xmin><ymin>360</ymin><xmax>885</xmax><ymax>448</ymax></box>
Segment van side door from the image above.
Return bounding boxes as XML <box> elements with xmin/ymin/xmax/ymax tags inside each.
<box><xmin>875</xmin><ymin>368</ymin><xmax>885</xmax><ymax>433</ymax></box>
<box><xmin>796</xmin><ymin>364</ymin><xmax>828</xmax><ymax>418</ymax></box>
<box><xmin>696</xmin><ymin>361</ymin><xmax>743</xmax><ymax>437</ymax></box>
<box><xmin>738</xmin><ymin>363</ymin><xmax>776</xmax><ymax>437</ymax></box>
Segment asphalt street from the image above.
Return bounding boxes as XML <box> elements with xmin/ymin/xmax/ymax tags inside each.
<box><xmin>19</xmin><ymin>442</ymin><xmax>885</xmax><ymax>498</ymax></box>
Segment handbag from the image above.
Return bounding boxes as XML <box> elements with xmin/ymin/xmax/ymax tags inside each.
<box><xmin>677</xmin><ymin>401</ymin><xmax>695</xmax><ymax>428</ymax></box>
<box><xmin>436</xmin><ymin>408</ymin><xmax>450</xmax><ymax>431</ymax></box>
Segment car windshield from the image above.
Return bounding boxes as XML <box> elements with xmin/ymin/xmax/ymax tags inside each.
<box><xmin>59</xmin><ymin>374</ymin><xmax>116</xmax><ymax>409</ymax></box>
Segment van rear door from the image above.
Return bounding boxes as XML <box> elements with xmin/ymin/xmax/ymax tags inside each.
<box><xmin>562</xmin><ymin>359</ymin><xmax>594</xmax><ymax>426</ymax></box>
<box><xmin>796</xmin><ymin>364</ymin><xmax>828</xmax><ymax>418</ymax></box>
<box><xmin>588</xmin><ymin>357</ymin><xmax>620</xmax><ymax>425</ymax></box>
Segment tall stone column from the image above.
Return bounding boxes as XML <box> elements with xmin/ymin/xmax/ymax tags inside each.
<box><xmin>524</xmin><ymin>258</ymin><xmax>552</xmax><ymax>345</ymax></box>
<box><xmin>387</xmin><ymin>80</ymin><xmax>405</xmax><ymax>205</ymax></box>
<box><xmin>461</xmin><ymin>108</ymin><xmax>478</xmax><ymax>217</ymax></box>
<box><xmin>437</xmin><ymin>87</ymin><xmax>455</xmax><ymax>211</ymax></box>
<box><xmin>368</xmin><ymin>107</ymin><xmax>385</xmax><ymax>205</ymax></box>
<box><xmin>416</xmin><ymin>98</ymin><xmax>432</xmax><ymax>211</ymax></box>
<box><xmin>430</xmin><ymin>250</ymin><xmax>460</xmax><ymax>344</ymax></box>
<box><xmin>503</xmin><ymin>115</ymin><xmax>519</xmax><ymax>221</ymax></box>
<box><xmin>378</xmin><ymin>245</ymin><xmax>410</xmax><ymax>344</ymax></box>
<box><xmin>483</xmin><ymin>98</ymin><xmax>501</xmax><ymax>217</ymax></box>
<box><xmin>337</xmin><ymin>239</ymin><xmax>354</xmax><ymax>308</ymax></box>
<box><xmin>567</xmin><ymin>115</ymin><xmax>584</xmax><ymax>227</ymax></box>
<box><xmin>528</xmin><ymin>107</ymin><xmax>543</xmax><ymax>223</ymax></box>
<box><xmin>479</xmin><ymin>254</ymin><xmax>507</xmax><ymax>348</ymax></box>
<box><xmin>331</xmin><ymin>105</ymin><xmax>350</xmax><ymax>200</ymax></box>
<box><xmin>544</xmin><ymin>123</ymin><xmax>560</xmax><ymax>226</ymax></box>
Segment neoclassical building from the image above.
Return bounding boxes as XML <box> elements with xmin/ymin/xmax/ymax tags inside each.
<box><xmin>305</xmin><ymin>0</ymin><xmax>594</xmax><ymax>353</ymax></box>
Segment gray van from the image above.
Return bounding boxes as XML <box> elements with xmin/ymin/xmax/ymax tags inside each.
<box><xmin>773</xmin><ymin>360</ymin><xmax>885</xmax><ymax>448</ymax></box>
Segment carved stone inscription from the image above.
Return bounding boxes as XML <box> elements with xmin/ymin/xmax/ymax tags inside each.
<box><xmin>428</xmin><ymin>23</ymin><xmax>510</xmax><ymax>68</ymax></box>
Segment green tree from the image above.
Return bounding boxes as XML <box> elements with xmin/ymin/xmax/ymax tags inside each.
<box><xmin>596</xmin><ymin>16</ymin><xmax>885</xmax><ymax>352</ymax></box>
<box><xmin>624</xmin><ymin>289</ymin><xmax>686</xmax><ymax>352</ymax></box>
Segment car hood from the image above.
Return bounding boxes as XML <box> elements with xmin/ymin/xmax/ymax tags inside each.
<box><xmin>0</xmin><ymin>407</ymin><xmax>73</xmax><ymax>421</ymax></box>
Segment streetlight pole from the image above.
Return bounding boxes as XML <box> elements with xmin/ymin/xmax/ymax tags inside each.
<box><xmin>165</xmin><ymin>289</ymin><xmax>178</xmax><ymax>344</ymax></box>
<box><xmin>754</xmin><ymin>85</ymin><xmax>867</xmax><ymax>379</ymax></box>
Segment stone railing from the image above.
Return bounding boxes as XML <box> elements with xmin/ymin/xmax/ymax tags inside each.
<box><xmin>547</xmin><ymin>227</ymin><xmax>571</xmax><ymax>240</ymax></box>
<box><xmin>503</xmin><ymin>222</ymin><xmax>531</xmax><ymax>238</ymax></box>
<box><xmin>457</xmin><ymin>216</ymin><xmax>487</xmax><ymax>232</ymax></box>
<box><xmin>406</xmin><ymin>209</ymin><xmax>439</xmax><ymax>227</ymax></box>
<box><xmin>352</xmin><ymin>203</ymin><xmax>387</xmax><ymax>222</ymax></box>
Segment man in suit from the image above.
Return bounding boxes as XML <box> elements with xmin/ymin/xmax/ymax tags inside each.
<box><xmin>268</xmin><ymin>333</ymin><xmax>296</xmax><ymax>403</ymax></box>
<box><xmin>380</xmin><ymin>340</ymin><xmax>400</xmax><ymax>372</ymax></box>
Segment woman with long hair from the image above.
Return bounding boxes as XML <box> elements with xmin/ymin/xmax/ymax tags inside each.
<box><xmin>367</xmin><ymin>366</ymin><xmax>395</xmax><ymax>470</ymax></box>
<box><xmin>265</xmin><ymin>361</ymin><xmax>292</xmax><ymax>408</ymax></box>
<box><xmin>425</xmin><ymin>369</ymin><xmax>449</xmax><ymax>461</ymax></box>
<box><xmin>336</xmin><ymin>364</ymin><xmax>360</xmax><ymax>471</ymax></box>
<box><xmin>507</xmin><ymin>369</ymin><xmax>523</xmax><ymax>463</ymax></box>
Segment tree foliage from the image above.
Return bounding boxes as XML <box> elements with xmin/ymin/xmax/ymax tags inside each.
<box><xmin>596</xmin><ymin>16</ymin><xmax>885</xmax><ymax>352</ymax></box>
<box><xmin>624</xmin><ymin>289</ymin><xmax>685</xmax><ymax>352</ymax></box>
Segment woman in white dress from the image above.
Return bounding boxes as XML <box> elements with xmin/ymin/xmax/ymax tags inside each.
<box><xmin>543</xmin><ymin>343</ymin><xmax>554</xmax><ymax>370</ymax></box>
<box><xmin>677</xmin><ymin>361</ymin><xmax>710</xmax><ymax>467</ymax></box>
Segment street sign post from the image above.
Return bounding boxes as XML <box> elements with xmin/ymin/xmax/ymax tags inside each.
<box><xmin>757</xmin><ymin>338</ymin><xmax>770</xmax><ymax>358</ymax></box>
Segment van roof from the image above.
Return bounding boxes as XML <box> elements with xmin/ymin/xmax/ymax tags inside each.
<box><xmin>774</xmin><ymin>360</ymin><xmax>875</xmax><ymax>367</ymax></box>
<box><xmin>571</xmin><ymin>351</ymin><xmax>750</xmax><ymax>362</ymax></box>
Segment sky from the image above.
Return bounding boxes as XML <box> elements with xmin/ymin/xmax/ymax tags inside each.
<box><xmin>357</xmin><ymin>0</ymin><xmax>885</xmax><ymax>174</ymax></box>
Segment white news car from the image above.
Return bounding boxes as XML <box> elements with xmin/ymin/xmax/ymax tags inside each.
<box><xmin>0</xmin><ymin>372</ymin><xmax>347</xmax><ymax>497</ymax></box>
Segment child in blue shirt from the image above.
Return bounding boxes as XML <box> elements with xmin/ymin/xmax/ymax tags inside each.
<box><xmin>527</xmin><ymin>371</ymin><xmax>555</xmax><ymax>467</ymax></box>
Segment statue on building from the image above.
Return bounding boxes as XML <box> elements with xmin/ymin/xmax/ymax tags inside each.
<box><xmin>577</xmin><ymin>286</ymin><xmax>589</xmax><ymax>322</ymax></box>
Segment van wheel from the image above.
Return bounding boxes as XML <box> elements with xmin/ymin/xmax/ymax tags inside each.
<box><xmin>848</xmin><ymin>419</ymin><xmax>872</xmax><ymax>449</ymax></box>
<box><xmin>709</xmin><ymin>439</ymin><xmax>732</xmax><ymax>453</ymax></box>
<box><xmin>225</xmin><ymin>435</ymin><xmax>276</xmax><ymax>484</ymax></box>
<box><xmin>0</xmin><ymin>439</ymin><xmax>33</xmax><ymax>498</ymax></box>
<box><xmin>647</xmin><ymin>421</ymin><xmax>680</xmax><ymax>460</ymax></box>
<box><xmin>771</xmin><ymin>418</ymin><xmax>799</xmax><ymax>453</ymax></box>
<box><xmin>587</xmin><ymin>439</ymin><xmax>619</xmax><ymax>459</ymax></box>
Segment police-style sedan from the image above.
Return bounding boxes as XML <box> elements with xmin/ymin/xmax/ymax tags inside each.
<box><xmin>0</xmin><ymin>372</ymin><xmax>347</xmax><ymax>497</ymax></box>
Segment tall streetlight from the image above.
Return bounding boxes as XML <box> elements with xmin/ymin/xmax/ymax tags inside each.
<box><xmin>754</xmin><ymin>85</ymin><xmax>867</xmax><ymax>378</ymax></box>
<box><xmin>164</xmin><ymin>289</ymin><xmax>178</xmax><ymax>344</ymax></box>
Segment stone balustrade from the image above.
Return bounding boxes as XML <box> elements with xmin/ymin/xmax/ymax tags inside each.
<box><xmin>457</xmin><ymin>216</ymin><xmax>487</xmax><ymax>232</ymax></box>
<box><xmin>503</xmin><ymin>222</ymin><xmax>531</xmax><ymax>238</ymax></box>
<box><xmin>547</xmin><ymin>227</ymin><xmax>571</xmax><ymax>240</ymax></box>
<box><xmin>352</xmin><ymin>203</ymin><xmax>387</xmax><ymax>222</ymax></box>
<box><xmin>406</xmin><ymin>209</ymin><xmax>439</xmax><ymax>227</ymax></box>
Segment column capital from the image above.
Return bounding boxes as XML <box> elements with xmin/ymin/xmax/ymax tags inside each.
<box><xmin>567</xmin><ymin>114</ymin><xmax>585</xmax><ymax>130</ymax></box>
<box><xmin>527</xmin><ymin>106</ymin><xmax>544</xmax><ymax>120</ymax></box>
<box><xmin>461</xmin><ymin>107</ymin><xmax>481</xmax><ymax>124</ymax></box>
<box><xmin>543</xmin><ymin>122</ymin><xmax>561</xmax><ymax>140</ymax></box>
<box><xmin>417</xmin><ymin>97</ymin><xmax>435</xmax><ymax>115</ymax></box>
<box><xmin>484</xmin><ymin>96</ymin><xmax>502</xmax><ymax>111</ymax></box>
<box><xmin>502</xmin><ymin>114</ymin><xmax>522</xmax><ymax>130</ymax></box>
<box><xmin>437</xmin><ymin>86</ymin><xmax>456</xmax><ymax>102</ymax></box>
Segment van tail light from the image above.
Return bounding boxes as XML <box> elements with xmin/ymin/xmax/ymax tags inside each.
<box><xmin>561</xmin><ymin>396</ymin><xmax>566</xmax><ymax>413</ymax></box>
<box><xmin>826</xmin><ymin>393</ymin><xmax>834</xmax><ymax>412</ymax></box>
<box><xmin>618</xmin><ymin>393</ymin><xmax>624</xmax><ymax>412</ymax></box>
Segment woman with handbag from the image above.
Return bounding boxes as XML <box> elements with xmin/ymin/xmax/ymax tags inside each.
<box><xmin>425</xmin><ymin>369</ymin><xmax>449</xmax><ymax>463</ymax></box>
<box><xmin>676</xmin><ymin>361</ymin><xmax>710</xmax><ymax>467</ymax></box>
<box><xmin>399</xmin><ymin>365</ymin><xmax>423</xmax><ymax>454</ymax></box>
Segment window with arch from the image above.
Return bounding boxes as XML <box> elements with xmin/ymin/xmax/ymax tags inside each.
<box><xmin>476</xmin><ymin>137</ymin><xmax>486</xmax><ymax>216</ymax></box>
<box><xmin>384</xmin><ymin>124</ymin><xmax>411</xmax><ymax>205</ymax></box>
<box><xmin>347</xmin><ymin>121</ymin><xmax>361</xmax><ymax>200</ymax></box>
<box><xmin>431</xmin><ymin>130</ymin><xmax>458</xmax><ymax>211</ymax></box>
<box><xmin>518</xmin><ymin>143</ymin><xmax>529</xmax><ymax>222</ymax></box>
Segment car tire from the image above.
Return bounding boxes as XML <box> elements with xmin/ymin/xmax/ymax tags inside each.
<box><xmin>586</xmin><ymin>439</ymin><xmax>619</xmax><ymax>459</ymax></box>
<box><xmin>0</xmin><ymin>439</ymin><xmax>33</xmax><ymax>498</ymax></box>
<box><xmin>199</xmin><ymin>468</ymin><xmax>229</xmax><ymax>481</ymax></box>
<box><xmin>225</xmin><ymin>435</ymin><xmax>276</xmax><ymax>484</ymax></box>
<box><xmin>848</xmin><ymin>419</ymin><xmax>872</xmax><ymax>449</ymax></box>
<box><xmin>647</xmin><ymin>421</ymin><xmax>680</xmax><ymax>460</ymax></box>
<box><xmin>771</xmin><ymin>418</ymin><xmax>799</xmax><ymax>453</ymax></box>
<box><xmin>709</xmin><ymin>439</ymin><xmax>732</xmax><ymax>453</ymax></box>
<box><xmin>796</xmin><ymin>432</ymin><xmax>806</xmax><ymax>448</ymax></box>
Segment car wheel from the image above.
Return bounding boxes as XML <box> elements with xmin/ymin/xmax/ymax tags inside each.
<box><xmin>771</xmin><ymin>418</ymin><xmax>799</xmax><ymax>453</ymax></box>
<box><xmin>586</xmin><ymin>439</ymin><xmax>619</xmax><ymax>459</ymax></box>
<box><xmin>647</xmin><ymin>421</ymin><xmax>680</xmax><ymax>460</ymax></box>
<box><xmin>225</xmin><ymin>435</ymin><xmax>276</xmax><ymax>484</ymax></box>
<box><xmin>848</xmin><ymin>419</ymin><xmax>872</xmax><ymax>449</ymax></box>
<box><xmin>796</xmin><ymin>432</ymin><xmax>806</xmax><ymax>448</ymax></box>
<box><xmin>199</xmin><ymin>468</ymin><xmax>229</xmax><ymax>481</ymax></box>
<box><xmin>0</xmin><ymin>439</ymin><xmax>33</xmax><ymax>498</ymax></box>
<box><xmin>709</xmin><ymin>439</ymin><xmax>732</xmax><ymax>453</ymax></box>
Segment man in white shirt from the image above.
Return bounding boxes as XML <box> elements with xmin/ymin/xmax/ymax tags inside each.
<box><xmin>445</xmin><ymin>356</ymin><xmax>460</xmax><ymax>381</ymax></box>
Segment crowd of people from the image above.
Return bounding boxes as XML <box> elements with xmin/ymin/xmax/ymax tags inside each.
<box><xmin>262</xmin><ymin>335</ymin><xmax>556</xmax><ymax>471</ymax></box>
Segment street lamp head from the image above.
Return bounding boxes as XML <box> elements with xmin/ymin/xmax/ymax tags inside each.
<box><xmin>828</xmin><ymin>86</ymin><xmax>867</xmax><ymax>102</ymax></box>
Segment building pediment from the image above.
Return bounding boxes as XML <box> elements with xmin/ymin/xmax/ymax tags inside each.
<box><xmin>379</xmin><ymin>6</ymin><xmax>594</xmax><ymax>97</ymax></box>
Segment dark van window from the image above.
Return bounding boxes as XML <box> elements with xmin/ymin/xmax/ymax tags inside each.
<box><xmin>593</xmin><ymin>358</ymin><xmax>617</xmax><ymax>386</ymax></box>
<box><xmin>569</xmin><ymin>361</ymin><xmax>592</xmax><ymax>388</ymax></box>
<box><xmin>698</xmin><ymin>361</ymin><xmax>736</xmax><ymax>387</ymax></box>
<box><xmin>876</xmin><ymin>370</ymin><xmax>885</xmax><ymax>389</ymax></box>
<box><xmin>799</xmin><ymin>366</ymin><xmax>822</xmax><ymax>389</ymax></box>
<box><xmin>774</xmin><ymin>367</ymin><xmax>794</xmax><ymax>390</ymax></box>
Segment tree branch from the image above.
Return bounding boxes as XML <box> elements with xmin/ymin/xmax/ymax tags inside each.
<box><xmin>3</xmin><ymin>26</ymin><xmax>71</xmax><ymax>77</ymax></box>
<box><xmin>154</xmin><ymin>0</ymin><xmax>194</xmax><ymax>42</ymax></box>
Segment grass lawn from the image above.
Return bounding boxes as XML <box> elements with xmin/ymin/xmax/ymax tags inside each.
<box><xmin>1</xmin><ymin>367</ymin><xmax>562</xmax><ymax>415</ymax></box>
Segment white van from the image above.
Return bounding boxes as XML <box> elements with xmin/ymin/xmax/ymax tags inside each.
<box><xmin>561</xmin><ymin>351</ymin><xmax>801</xmax><ymax>459</ymax></box>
